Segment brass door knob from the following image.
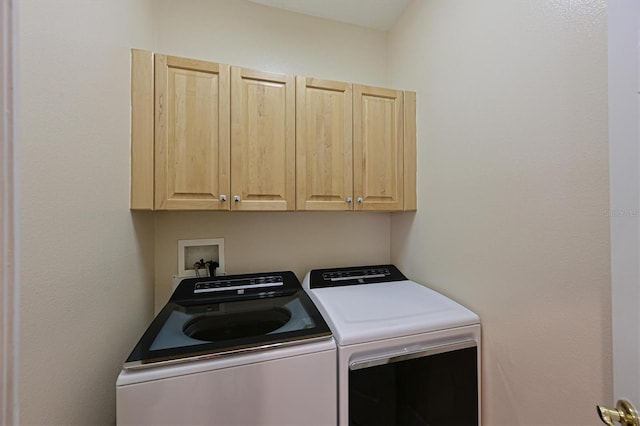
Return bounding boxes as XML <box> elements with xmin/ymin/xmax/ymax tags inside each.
<box><xmin>597</xmin><ymin>400</ymin><xmax>639</xmax><ymax>426</ymax></box>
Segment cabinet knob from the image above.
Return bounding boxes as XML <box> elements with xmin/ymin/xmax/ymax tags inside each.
<box><xmin>357</xmin><ymin>197</ymin><xmax>363</xmax><ymax>204</ymax></box>
<box><xmin>346</xmin><ymin>197</ymin><xmax>353</xmax><ymax>204</ymax></box>
<box><xmin>234</xmin><ymin>195</ymin><xmax>241</xmax><ymax>202</ymax></box>
<box><xmin>219</xmin><ymin>195</ymin><xmax>227</xmax><ymax>202</ymax></box>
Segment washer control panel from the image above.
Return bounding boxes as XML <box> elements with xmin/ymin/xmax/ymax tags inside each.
<box><xmin>170</xmin><ymin>270</ymin><xmax>300</xmax><ymax>303</ymax></box>
<box><xmin>194</xmin><ymin>276</ymin><xmax>284</xmax><ymax>294</ymax></box>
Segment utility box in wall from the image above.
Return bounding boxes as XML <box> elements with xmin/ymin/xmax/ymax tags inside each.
<box><xmin>177</xmin><ymin>238</ymin><xmax>225</xmax><ymax>278</ymax></box>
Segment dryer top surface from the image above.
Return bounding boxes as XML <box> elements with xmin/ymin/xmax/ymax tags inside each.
<box><xmin>305</xmin><ymin>278</ymin><xmax>479</xmax><ymax>346</ymax></box>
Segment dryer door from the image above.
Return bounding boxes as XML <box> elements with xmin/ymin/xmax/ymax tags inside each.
<box><xmin>349</xmin><ymin>343</ymin><xmax>478</xmax><ymax>426</ymax></box>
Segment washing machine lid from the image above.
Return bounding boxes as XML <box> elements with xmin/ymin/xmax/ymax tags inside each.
<box><xmin>124</xmin><ymin>271</ymin><xmax>332</xmax><ymax>369</ymax></box>
<box><xmin>304</xmin><ymin>265</ymin><xmax>480</xmax><ymax>346</ymax></box>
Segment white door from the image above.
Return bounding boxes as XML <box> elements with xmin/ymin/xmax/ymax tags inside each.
<box><xmin>607</xmin><ymin>0</ymin><xmax>640</xmax><ymax>422</ymax></box>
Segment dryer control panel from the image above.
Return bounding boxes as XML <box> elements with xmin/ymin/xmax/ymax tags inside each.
<box><xmin>309</xmin><ymin>264</ymin><xmax>407</xmax><ymax>289</ymax></box>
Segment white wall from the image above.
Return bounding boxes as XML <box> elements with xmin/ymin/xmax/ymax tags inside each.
<box><xmin>389</xmin><ymin>1</ymin><xmax>611</xmax><ymax>424</ymax></box>
<box><xmin>14</xmin><ymin>0</ymin><xmax>614</xmax><ymax>424</ymax></box>
<box><xmin>155</xmin><ymin>212</ymin><xmax>390</xmax><ymax>307</ymax></box>
<box><xmin>18</xmin><ymin>0</ymin><xmax>155</xmax><ymax>424</ymax></box>
<box><xmin>153</xmin><ymin>0</ymin><xmax>389</xmax><ymax>86</ymax></box>
<box><xmin>151</xmin><ymin>0</ymin><xmax>393</xmax><ymax>310</ymax></box>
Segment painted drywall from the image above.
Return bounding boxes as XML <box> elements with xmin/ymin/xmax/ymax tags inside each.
<box><xmin>151</xmin><ymin>0</ymin><xmax>393</xmax><ymax>310</ymax></box>
<box><xmin>153</xmin><ymin>0</ymin><xmax>390</xmax><ymax>86</ymax></box>
<box><xmin>15</xmin><ymin>0</ymin><xmax>613</xmax><ymax>424</ymax></box>
<box><xmin>155</xmin><ymin>212</ymin><xmax>391</xmax><ymax>307</ymax></box>
<box><xmin>388</xmin><ymin>1</ymin><xmax>611</xmax><ymax>424</ymax></box>
<box><xmin>17</xmin><ymin>0</ymin><xmax>155</xmax><ymax>424</ymax></box>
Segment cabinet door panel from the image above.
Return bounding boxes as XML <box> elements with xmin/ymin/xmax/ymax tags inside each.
<box><xmin>353</xmin><ymin>85</ymin><xmax>404</xmax><ymax>211</ymax></box>
<box><xmin>231</xmin><ymin>67</ymin><xmax>295</xmax><ymax>211</ymax></box>
<box><xmin>296</xmin><ymin>77</ymin><xmax>353</xmax><ymax>211</ymax></box>
<box><xmin>155</xmin><ymin>55</ymin><xmax>230</xmax><ymax>210</ymax></box>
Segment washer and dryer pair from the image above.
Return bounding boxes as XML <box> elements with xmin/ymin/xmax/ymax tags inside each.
<box><xmin>116</xmin><ymin>265</ymin><xmax>480</xmax><ymax>425</ymax></box>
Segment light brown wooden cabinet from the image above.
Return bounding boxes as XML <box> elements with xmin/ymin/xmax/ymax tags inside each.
<box><xmin>155</xmin><ymin>54</ymin><xmax>230</xmax><ymax>210</ymax></box>
<box><xmin>131</xmin><ymin>50</ymin><xmax>416</xmax><ymax>212</ymax></box>
<box><xmin>231</xmin><ymin>67</ymin><xmax>295</xmax><ymax>211</ymax></box>
<box><xmin>296</xmin><ymin>78</ymin><xmax>416</xmax><ymax>211</ymax></box>
<box><xmin>131</xmin><ymin>51</ymin><xmax>295</xmax><ymax>211</ymax></box>
<box><xmin>296</xmin><ymin>77</ymin><xmax>353</xmax><ymax>211</ymax></box>
<box><xmin>131</xmin><ymin>50</ymin><xmax>231</xmax><ymax>210</ymax></box>
<box><xmin>354</xmin><ymin>85</ymin><xmax>410</xmax><ymax>211</ymax></box>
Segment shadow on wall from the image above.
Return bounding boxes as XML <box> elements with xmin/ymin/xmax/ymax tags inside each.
<box><xmin>129</xmin><ymin>210</ymin><xmax>155</xmax><ymax>324</ymax></box>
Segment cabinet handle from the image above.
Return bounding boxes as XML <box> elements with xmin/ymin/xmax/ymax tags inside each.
<box><xmin>234</xmin><ymin>195</ymin><xmax>241</xmax><ymax>202</ymax></box>
<box><xmin>219</xmin><ymin>195</ymin><xmax>227</xmax><ymax>202</ymax></box>
<box><xmin>346</xmin><ymin>197</ymin><xmax>353</xmax><ymax>204</ymax></box>
<box><xmin>357</xmin><ymin>197</ymin><xmax>363</xmax><ymax>204</ymax></box>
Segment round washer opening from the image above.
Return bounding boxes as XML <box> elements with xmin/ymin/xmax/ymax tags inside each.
<box><xmin>183</xmin><ymin>307</ymin><xmax>292</xmax><ymax>342</ymax></box>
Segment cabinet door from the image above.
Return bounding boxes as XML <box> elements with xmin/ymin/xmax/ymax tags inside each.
<box><xmin>231</xmin><ymin>67</ymin><xmax>295</xmax><ymax>211</ymax></box>
<box><xmin>296</xmin><ymin>77</ymin><xmax>353</xmax><ymax>211</ymax></box>
<box><xmin>353</xmin><ymin>85</ymin><xmax>404</xmax><ymax>211</ymax></box>
<box><xmin>155</xmin><ymin>55</ymin><xmax>230</xmax><ymax>210</ymax></box>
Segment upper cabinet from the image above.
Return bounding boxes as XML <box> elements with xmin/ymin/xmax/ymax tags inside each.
<box><xmin>296</xmin><ymin>79</ymin><xmax>416</xmax><ymax>212</ymax></box>
<box><xmin>296</xmin><ymin>77</ymin><xmax>353</xmax><ymax>211</ymax></box>
<box><xmin>353</xmin><ymin>85</ymin><xmax>404</xmax><ymax>211</ymax></box>
<box><xmin>231</xmin><ymin>67</ymin><xmax>295</xmax><ymax>211</ymax></box>
<box><xmin>352</xmin><ymin>86</ymin><xmax>417</xmax><ymax>212</ymax></box>
<box><xmin>155</xmin><ymin>54</ymin><xmax>230</xmax><ymax>210</ymax></box>
<box><xmin>130</xmin><ymin>50</ymin><xmax>154</xmax><ymax>210</ymax></box>
<box><xmin>403</xmin><ymin>91</ymin><xmax>417</xmax><ymax>211</ymax></box>
<box><xmin>130</xmin><ymin>50</ymin><xmax>416</xmax><ymax>212</ymax></box>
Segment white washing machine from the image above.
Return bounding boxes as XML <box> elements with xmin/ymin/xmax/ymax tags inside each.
<box><xmin>303</xmin><ymin>264</ymin><xmax>481</xmax><ymax>426</ymax></box>
<box><xmin>117</xmin><ymin>271</ymin><xmax>337</xmax><ymax>426</ymax></box>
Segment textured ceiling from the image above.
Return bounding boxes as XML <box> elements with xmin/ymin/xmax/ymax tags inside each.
<box><xmin>247</xmin><ymin>0</ymin><xmax>412</xmax><ymax>31</ymax></box>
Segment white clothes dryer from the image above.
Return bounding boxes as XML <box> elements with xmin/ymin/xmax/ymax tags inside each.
<box><xmin>303</xmin><ymin>264</ymin><xmax>481</xmax><ymax>426</ymax></box>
